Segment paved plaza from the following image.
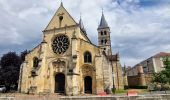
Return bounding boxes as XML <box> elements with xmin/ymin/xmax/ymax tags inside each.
<box><xmin>0</xmin><ymin>91</ymin><xmax>170</xmax><ymax>100</ymax></box>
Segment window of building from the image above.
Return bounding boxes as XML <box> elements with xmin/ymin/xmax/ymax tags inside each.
<box><xmin>104</xmin><ymin>31</ymin><xmax>107</xmax><ymax>35</ymax></box>
<box><xmin>33</xmin><ymin>57</ymin><xmax>39</xmax><ymax>68</ymax></box>
<box><xmin>59</xmin><ymin>16</ymin><xmax>63</xmax><ymax>21</ymax></box>
<box><xmin>59</xmin><ymin>16</ymin><xmax>63</xmax><ymax>27</ymax></box>
<box><xmin>84</xmin><ymin>51</ymin><xmax>92</xmax><ymax>63</ymax></box>
<box><xmin>105</xmin><ymin>39</ymin><xmax>107</xmax><ymax>44</ymax></box>
<box><xmin>101</xmin><ymin>31</ymin><xmax>103</xmax><ymax>35</ymax></box>
<box><xmin>101</xmin><ymin>40</ymin><xmax>103</xmax><ymax>44</ymax></box>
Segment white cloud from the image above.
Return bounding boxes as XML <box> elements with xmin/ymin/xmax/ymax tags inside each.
<box><xmin>0</xmin><ymin>0</ymin><xmax>170</xmax><ymax>66</ymax></box>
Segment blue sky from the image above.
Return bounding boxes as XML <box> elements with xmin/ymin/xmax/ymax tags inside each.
<box><xmin>0</xmin><ymin>0</ymin><xmax>170</xmax><ymax>66</ymax></box>
<box><xmin>139</xmin><ymin>0</ymin><xmax>170</xmax><ymax>7</ymax></box>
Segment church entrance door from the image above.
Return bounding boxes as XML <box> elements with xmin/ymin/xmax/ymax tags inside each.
<box><xmin>55</xmin><ymin>73</ymin><xmax>65</xmax><ymax>93</ymax></box>
<box><xmin>84</xmin><ymin>76</ymin><xmax>92</xmax><ymax>93</ymax></box>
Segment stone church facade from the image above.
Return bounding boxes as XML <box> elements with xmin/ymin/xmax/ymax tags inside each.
<box><xmin>18</xmin><ymin>3</ymin><xmax>124</xmax><ymax>95</ymax></box>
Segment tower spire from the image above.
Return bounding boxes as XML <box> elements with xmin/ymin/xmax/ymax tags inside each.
<box><xmin>79</xmin><ymin>14</ymin><xmax>86</xmax><ymax>34</ymax></box>
<box><xmin>60</xmin><ymin>0</ymin><xmax>63</xmax><ymax>6</ymax></box>
<box><xmin>98</xmin><ymin>11</ymin><xmax>109</xmax><ymax>29</ymax></box>
<box><xmin>102</xmin><ymin>7</ymin><xmax>104</xmax><ymax>14</ymax></box>
<box><xmin>97</xmin><ymin>11</ymin><xmax>111</xmax><ymax>55</ymax></box>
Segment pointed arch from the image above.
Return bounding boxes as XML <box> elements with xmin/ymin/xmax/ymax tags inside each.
<box><xmin>105</xmin><ymin>39</ymin><xmax>107</xmax><ymax>44</ymax></box>
<box><xmin>101</xmin><ymin>40</ymin><xmax>104</xmax><ymax>44</ymax></box>
<box><xmin>84</xmin><ymin>51</ymin><xmax>92</xmax><ymax>63</ymax></box>
<box><xmin>101</xmin><ymin>31</ymin><xmax>103</xmax><ymax>35</ymax></box>
<box><xmin>104</xmin><ymin>30</ymin><xmax>107</xmax><ymax>35</ymax></box>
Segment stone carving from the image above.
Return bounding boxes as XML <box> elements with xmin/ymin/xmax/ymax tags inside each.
<box><xmin>52</xmin><ymin>59</ymin><xmax>66</xmax><ymax>72</ymax></box>
<box><xmin>82</xmin><ymin>66</ymin><xmax>92</xmax><ymax>76</ymax></box>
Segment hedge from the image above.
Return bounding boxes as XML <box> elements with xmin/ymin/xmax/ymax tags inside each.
<box><xmin>124</xmin><ymin>85</ymin><xmax>148</xmax><ymax>89</ymax></box>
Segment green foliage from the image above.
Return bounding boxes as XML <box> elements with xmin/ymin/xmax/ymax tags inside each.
<box><xmin>163</xmin><ymin>57</ymin><xmax>170</xmax><ymax>70</ymax></box>
<box><xmin>1</xmin><ymin>52</ymin><xmax>21</xmax><ymax>69</ymax></box>
<box><xmin>0</xmin><ymin>52</ymin><xmax>22</xmax><ymax>91</ymax></box>
<box><xmin>152</xmin><ymin>72</ymin><xmax>169</xmax><ymax>84</ymax></box>
<box><xmin>124</xmin><ymin>85</ymin><xmax>129</xmax><ymax>90</ymax></box>
<box><xmin>114</xmin><ymin>89</ymin><xmax>127</xmax><ymax>94</ymax></box>
<box><xmin>152</xmin><ymin>56</ymin><xmax>170</xmax><ymax>84</ymax></box>
<box><xmin>124</xmin><ymin>85</ymin><xmax>148</xmax><ymax>89</ymax></box>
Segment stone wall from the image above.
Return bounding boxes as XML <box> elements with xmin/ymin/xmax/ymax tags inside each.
<box><xmin>60</xmin><ymin>94</ymin><xmax>170</xmax><ymax>100</ymax></box>
<box><xmin>127</xmin><ymin>64</ymin><xmax>154</xmax><ymax>86</ymax></box>
<box><xmin>127</xmin><ymin>74</ymin><xmax>152</xmax><ymax>86</ymax></box>
<box><xmin>112</xmin><ymin>61</ymin><xmax>124</xmax><ymax>89</ymax></box>
<box><xmin>127</xmin><ymin>75</ymin><xmax>140</xmax><ymax>86</ymax></box>
<box><xmin>1</xmin><ymin>94</ymin><xmax>170</xmax><ymax>100</ymax></box>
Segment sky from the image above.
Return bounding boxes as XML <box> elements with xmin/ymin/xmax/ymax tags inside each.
<box><xmin>0</xmin><ymin>0</ymin><xmax>170</xmax><ymax>66</ymax></box>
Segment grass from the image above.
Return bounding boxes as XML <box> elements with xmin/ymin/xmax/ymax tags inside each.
<box><xmin>113</xmin><ymin>89</ymin><xmax>148</xmax><ymax>94</ymax></box>
<box><xmin>115</xmin><ymin>89</ymin><xmax>127</xmax><ymax>94</ymax></box>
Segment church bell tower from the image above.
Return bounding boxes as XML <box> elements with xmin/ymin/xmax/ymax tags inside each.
<box><xmin>98</xmin><ymin>12</ymin><xmax>112</xmax><ymax>55</ymax></box>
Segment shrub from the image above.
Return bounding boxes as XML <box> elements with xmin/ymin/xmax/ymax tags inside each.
<box><xmin>124</xmin><ymin>85</ymin><xmax>148</xmax><ymax>89</ymax></box>
<box><xmin>161</xmin><ymin>84</ymin><xmax>170</xmax><ymax>91</ymax></box>
<box><xmin>115</xmin><ymin>89</ymin><xmax>127</xmax><ymax>94</ymax></box>
<box><xmin>124</xmin><ymin>85</ymin><xmax>129</xmax><ymax>90</ymax></box>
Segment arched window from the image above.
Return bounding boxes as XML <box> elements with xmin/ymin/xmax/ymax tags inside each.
<box><xmin>105</xmin><ymin>39</ymin><xmax>107</xmax><ymax>44</ymax></box>
<box><xmin>33</xmin><ymin>57</ymin><xmax>39</xmax><ymax>68</ymax></box>
<box><xmin>59</xmin><ymin>16</ymin><xmax>63</xmax><ymax>21</ymax></box>
<box><xmin>101</xmin><ymin>40</ymin><xmax>103</xmax><ymax>44</ymax></box>
<box><xmin>84</xmin><ymin>51</ymin><xmax>92</xmax><ymax>63</ymax></box>
<box><xmin>101</xmin><ymin>31</ymin><xmax>103</xmax><ymax>35</ymax></box>
<box><xmin>104</xmin><ymin>31</ymin><xmax>107</xmax><ymax>35</ymax></box>
<box><xmin>59</xmin><ymin>16</ymin><xmax>63</xmax><ymax>27</ymax></box>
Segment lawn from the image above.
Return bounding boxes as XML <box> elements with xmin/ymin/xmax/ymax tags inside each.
<box><xmin>114</xmin><ymin>89</ymin><xmax>148</xmax><ymax>94</ymax></box>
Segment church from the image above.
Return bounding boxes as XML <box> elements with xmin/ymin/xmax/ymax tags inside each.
<box><xmin>18</xmin><ymin>2</ymin><xmax>124</xmax><ymax>95</ymax></box>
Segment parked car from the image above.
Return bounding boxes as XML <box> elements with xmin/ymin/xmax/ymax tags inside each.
<box><xmin>0</xmin><ymin>85</ymin><xmax>6</xmax><ymax>93</ymax></box>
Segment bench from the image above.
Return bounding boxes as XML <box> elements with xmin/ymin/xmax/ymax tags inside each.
<box><xmin>97</xmin><ymin>92</ymin><xmax>107</xmax><ymax>96</ymax></box>
<box><xmin>127</xmin><ymin>90</ymin><xmax>138</xmax><ymax>96</ymax></box>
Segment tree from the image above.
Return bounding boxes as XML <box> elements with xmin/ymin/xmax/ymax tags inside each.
<box><xmin>0</xmin><ymin>62</ymin><xmax>3</xmax><ymax>85</ymax></box>
<box><xmin>152</xmin><ymin>72</ymin><xmax>168</xmax><ymax>84</ymax></box>
<box><xmin>152</xmin><ymin>56</ymin><xmax>170</xmax><ymax>84</ymax></box>
<box><xmin>163</xmin><ymin>57</ymin><xmax>170</xmax><ymax>70</ymax></box>
<box><xmin>20</xmin><ymin>50</ymin><xmax>28</xmax><ymax>62</ymax></box>
<box><xmin>162</xmin><ymin>56</ymin><xmax>170</xmax><ymax>84</ymax></box>
<box><xmin>0</xmin><ymin>52</ymin><xmax>22</xmax><ymax>91</ymax></box>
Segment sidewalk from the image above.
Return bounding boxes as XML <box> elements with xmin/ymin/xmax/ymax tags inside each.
<box><xmin>0</xmin><ymin>91</ymin><xmax>170</xmax><ymax>100</ymax></box>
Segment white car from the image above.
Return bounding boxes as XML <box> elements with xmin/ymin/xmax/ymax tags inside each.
<box><xmin>0</xmin><ymin>85</ymin><xmax>6</xmax><ymax>93</ymax></box>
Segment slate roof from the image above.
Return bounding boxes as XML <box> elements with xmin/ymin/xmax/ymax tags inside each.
<box><xmin>98</xmin><ymin>13</ymin><xmax>109</xmax><ymax>29</ymax></box>
<box><xmin>79</xmin><ymin>17</ymin><xmax>86</xmax><ymax>34</ymax></box>
<box><xmin>153</xmin><ymin>52</ymin><xmax>170</xmax><ymax>58</ymax></box>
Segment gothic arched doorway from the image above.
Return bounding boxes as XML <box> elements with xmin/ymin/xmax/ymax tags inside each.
<box><xmin>84</xmin><ymin>76</ymin><xmax>92</xmax><ymax>93</ymax></box>
<box><xmin>55</xmin><ymin>73</ymin><xmax>65</xmax><ymax>93</ymax></box>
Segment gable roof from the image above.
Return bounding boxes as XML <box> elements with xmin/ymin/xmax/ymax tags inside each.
<box><xmin>44</xmin><ymin>3</ymin><xmax>77</xmax><ymax>31</ymax></box>
<box><xmin>153</xmin><ymin>52</ymin><xmax>170</xmax><ymax>58</ymax></box>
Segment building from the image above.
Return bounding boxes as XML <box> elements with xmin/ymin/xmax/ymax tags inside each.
<box><xmin>127</xmin><ymin>52</ymin><xmax>170</xmax><ymax>86</ymax></box>
<box><xmin>140</xmin><ymin>52</ymin><xmax>170</xmax><ymax>74</ymax></box>
<box><xmin>18</xmin><ymin>3</ymin><xmax>124</xmax><ymax>95</ymax></box>
<box><xmin>127</xmin><ymin>52</ymin><xmax>170</xmax><ymax>76</ymax></box>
